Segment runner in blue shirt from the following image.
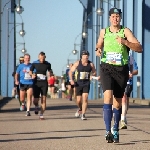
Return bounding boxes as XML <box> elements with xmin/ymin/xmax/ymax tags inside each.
<box><xmin>15</xmin><ymin>54</ymin><xmax>33</xmax><ymax>116</ymax></box>
<box><xmin>120</xmin><ymin>54</ymin><xmax>138</xmax><ymax>129</ymax></box>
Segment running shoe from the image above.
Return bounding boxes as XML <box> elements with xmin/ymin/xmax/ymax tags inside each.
<box><xmin>81</xmin><ymin>114</ymin><xmax>87</xmax><ymax>120</ymax></box>
<box><xmin>34</xmin><ymin>107</ymin><xmax>39</xmax><ymax>115</ymax></box>
<box><xmin>75</xmin><ymin>109</ymin><xmax>82</xmax><ymax>117</ymax></box>
<box><xmin>39</xmin><ymin>115</ymin><xmax>45</xmax><ymax>120</ymax></box>
<box><xmin>20</xmin><ymin>105</ymin><xmax>25</xmax><ymax>111</ymax></box>
<box><xmin>105</xmin><ymin>131</ymin><xmax>113</xmax><ymax>143</ymax></box>
<box><xmin>120</xmin><ymin>120</ymin><xmax>127</xmax><ymax>129</ymax></box>
<box><xmin>111</xmin><ymin>127</ymin><xmax>119</xmax><ymax>143</ymax></box>
<box><xmin>25</xmin><ymin>111</ymin><xmax>31</xmax><ymax>116</ymax></box>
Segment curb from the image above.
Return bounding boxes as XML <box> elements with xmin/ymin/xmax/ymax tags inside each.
<box><xmin>90</xmin><ymin>98</ymin><xmax>150</xmax><ymax>106</ymax></box>
<box><xmin>129</xmin><ymin>98</ymin><xmax>150</xmax><ymax>106</ymax></box>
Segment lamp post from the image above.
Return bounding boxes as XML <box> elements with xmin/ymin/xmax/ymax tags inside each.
<box><xmin>73</xmin><ymin>33</ymin><xmax>83</xmax><ymax>60</ymax></box>
<box><xmin>15</xmin><ymin>0</ymin><xmax>24</xmax><ymax>14</ymax></box>
<box><xmin>16</xmin><ymin>42</ymin><xmax>27</xmax><ymax>55</ymax></box>
<box><xmin>99</xmin><ymin>0</ymin><xmax>115</xmax><ymax>14</ymax></box>
<box><xmin>9</xmin><ymin>22</ymin><xmax>26</xmax><ymax>37</ymax></box>
<box><xmin>1</xmin><ymin>0</ymin><xmax>24</xmax><ymax>15</ymax></box>
<box><xmin>82</xmin><ymin>8</ymin><xmax>104</xmax><ymax>38</ymax></box>
<box><xmin>67</xmin><ymin>50</ymin><xmax>79</xmax><ymax>65</ymax></box>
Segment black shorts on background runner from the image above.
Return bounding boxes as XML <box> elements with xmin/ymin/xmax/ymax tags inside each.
<box><xmin>76</xmin><ymin>84</ymin><xmax>90</xmax><ymax>96</ymax></box>
<box><xmin>20</xmin><ymin>84</ymin><xmax>33</xmax><ymax>91</ymax></box>
<box><xmin>33</xmin><ymin>81</ymin><xmax>48</xmax><ymax>98</ymax></box>
<box><xmin>100</xmin><ymin>63</ymin><xmax>129</xmax><ymax>98</ymax></box>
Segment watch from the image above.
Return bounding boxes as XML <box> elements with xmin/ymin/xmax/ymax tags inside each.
<box><xmin>95</xmin><ymin>48</ymin><xmax>98</xmax><ymax>51</ymax></box>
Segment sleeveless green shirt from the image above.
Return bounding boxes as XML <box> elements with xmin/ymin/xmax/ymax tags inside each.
<box><xmin>101</xmin><ymin>26</ymin><xmax>129</xmax><ymax>66</ymax></box>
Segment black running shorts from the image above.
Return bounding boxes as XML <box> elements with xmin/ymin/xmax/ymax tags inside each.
<box><xmin>125</xmin><ymin>84</ymin><xmax>133</xmax><ymax>97</ymax></box>
<box><xmin>20</xmin><ymin>84</ymin><xmax>33</xmax><ymax>91</ymax></box>
<box><xmin>76</xmin><ymin>84</ymin><xmax>90</xmax><ymax>96</ymax></box>
<box><xmin>100</xmin><ymin>63</ymin><xmax>129</xmax><ymax>98</ymax></box>
<box><xmin>33</xmin><ymin>81</ymin><xmax>48</xmax><ymax>98</ymax></box>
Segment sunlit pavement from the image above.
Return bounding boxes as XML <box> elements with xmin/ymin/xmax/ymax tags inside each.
<box><xmin>0</xmin><ymin>98</ymin><xmax>150</xmax><ymax>150</ymax></box>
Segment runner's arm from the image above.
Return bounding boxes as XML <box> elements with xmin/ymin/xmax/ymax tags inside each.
<box><xmin>47</xmin><ymin>62</ymin><xmax>52</xmax><ymax>72</ymax></box>
<box><xmin>15</xmin><ymin>65</ymin><xmax>20</xmax><ymax>83</ymax></box>
<box><xmin>29</xmin><ymin>63</ymin><xmax>35</xmax><ymax>75</ymax></box>
<box><xmin>90</xmin><ymin>63</ymin><xmax>96</xmax><ymax>76</ymax></box>
<box><xmin>15</xmin><ymin>73</ymin><xmax>19</xmax><ymax>83</ymax></box>
<box><xmin>29</xmin><ymin>63</ymin><xmax>37</xmax><ymax>80</ymax></box>
<box><xmin>124</xmin><ymin>28</ymin><xmax>142</xmax><ymax>53</ymax></box>
<box><xmin>69</xmin><ymin>61</ymin><xmax>79</xmax><ymax>81</ymax></box>
<box><xmin>95</xmin><ymin>29</ymin><xmax>105</xmax><ymax>56</ymax></box>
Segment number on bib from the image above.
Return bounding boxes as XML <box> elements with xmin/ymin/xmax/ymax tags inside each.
<box><xmin>106</xmin><ymin>52</ymin><xmax>122</xmax><ymax>65</ymax></box>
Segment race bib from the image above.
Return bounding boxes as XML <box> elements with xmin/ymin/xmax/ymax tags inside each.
<box><xmin>80</xmin><ymin>72</ymin><xmax>89</xmax><ymax>79</ymax></box>
<box><xmin>37</xmin><ymin>74</ymin><xmax>46</xmax><ymax>80</ymax></box>
<box><xmin>23</xmin><ymin>67</ymin><xmax>31</xmax><ymax>80</ymax></box>
<box><xmin>106</xmin><ymin>52</ymin><xmax>122</xmax><ymax>65</ymax></box>
<box><xmin>24</xmin><ymin>72</ymin><xmax>32</xmax><ymax>80</ymax></box>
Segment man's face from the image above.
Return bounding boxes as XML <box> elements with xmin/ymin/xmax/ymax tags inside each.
<box><xmin>82</xmin><ymin>54</ymin><xmax>89</xmax><ymax>61</ymax></box>
<box><xmin>20</xmin><ymin>60</ymin><xmax>24</xmax><ymax>64</ymax></box>
<box><xmin>38</xmin><ymin>54</ymin><xmax>45</xmax><ymax>62</ymax></box>
<box><xmin>109</xmin><ymin>13</ymin><xmax>121</xmax><ymax>27</ymax></box>
<box><xmin>24</xmin><ymin>55</ymin><xmax>30</xmax><ymax>63</ymax></box>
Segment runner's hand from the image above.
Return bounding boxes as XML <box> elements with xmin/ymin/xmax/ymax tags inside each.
<box><xmin>15</xmin><ymin>81</ymin><xmax>19</xmax><ymax>85</ymax></box>
<box><xmin>70</xmin><ymin>80</ymin><xmax>74</xmax><ymax>85</ymax></box>
<box><xmin>129</xmin><ymin>73</ymin><xmax>133</xmax><ymax>78</ymax></box>
<box><xmin>32</xmin><ymin>74</ymin><xmax>36</xmax><ymax>79</ymax></box>
<box><xmin>97</xmin><ymin>76</ymin><xmax>100</xmax><ymax>80</ymax></box>
<box><xmin>116</xmin><ymin>36</ymin><xmax>126</xmax><ymax>45</ymax></box>
<box><xmin>96</xmin><ymin>48</ymin><xmax>102</xmax><ymax>57</ymax></box>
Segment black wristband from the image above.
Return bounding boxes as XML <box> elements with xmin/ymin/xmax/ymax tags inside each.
<box><xmin>95</xmin><ymin>48</ymin><xmax>98</xmax><ymax>51</ymax></box>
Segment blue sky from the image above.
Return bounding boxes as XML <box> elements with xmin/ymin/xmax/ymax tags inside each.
<box><xmin>16</xmin><ymin>0</ymin><xmax>83</xmax><ymax>76</ymax></box>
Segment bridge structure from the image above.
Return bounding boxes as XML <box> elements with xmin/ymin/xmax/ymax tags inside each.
<box><xmin>0</xmin><ymin>0</ymin><xmax>150</xmax><ymax>100</ymax></box>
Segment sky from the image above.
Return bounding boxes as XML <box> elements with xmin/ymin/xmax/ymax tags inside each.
<box><xmin>16</xmin><ymin>0</ymin><xmax>83</xmax><ymax>76</ymax></box>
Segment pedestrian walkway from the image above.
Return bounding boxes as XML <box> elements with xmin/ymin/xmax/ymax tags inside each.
<box><xmin>0</xmin><ymin>98</ymin><xmax>150</xmax><ymax>150</ymax></box>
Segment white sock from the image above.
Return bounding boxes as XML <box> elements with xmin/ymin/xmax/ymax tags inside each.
<box><xmin>121</xmin><ymin>115</ymin><xmax>126</xmax><ymax>121</ymax></box>
<box><xmin>122</xmin><ymin>103</ymin><xmax>127</xmax><ymax>116</ymax></box>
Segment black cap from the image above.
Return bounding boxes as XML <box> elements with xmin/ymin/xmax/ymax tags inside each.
<box><xmin>39</xmin><ymin>51</ymin><xmax>46</xmax><ymax>58</ymax></box>
<box><xmin>109</xmin><ymin>8</ymin><xmax>122</xmax><ymax>16</ymax></box>
<box><xmin>39</xmin><ymin>51</ymin><xmax>45</xmax><ymax>56</ymax></box>
<box><xmin>81</xmin><ymin>50</ymin><xmax>89</xmax><ymax>56</ymax></box>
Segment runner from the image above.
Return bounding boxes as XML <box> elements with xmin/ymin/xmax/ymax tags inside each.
<box><xmin>69</xmin><ymin>50</ymin><xmax>98</xmax><ymax>120</ymax></box>
<box><xmin>96</xmin><ymin>8</ymin><xmax>142</xmax><ymax>143</ymax></box>
<box><xmin>30</xmin><ymin>51</ymin><xmax>52</xmax><ymax>120</ymax></box>
<box><xmin>15</xmin><ymin>54</ymin><xmax>33</xmax><ymax>116</ymax></box>
<box><xmin>12</xmin><ymin>56</ymin><xmax>24</xmax><ymax>109</ymax></box>
<box><xmin>48</xmin><ymin>71</ymin><xmax>55</xmax><ymax>98</ymax></box>
<box><xmin>65</xmin><ymin>64</ymin><xmax>75</xmax><ymax>101</ymax></box>
<box><xmin>120</xmin><ymin>53</ymin><xmax>138</xmax><ymax>129</ymax></box>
